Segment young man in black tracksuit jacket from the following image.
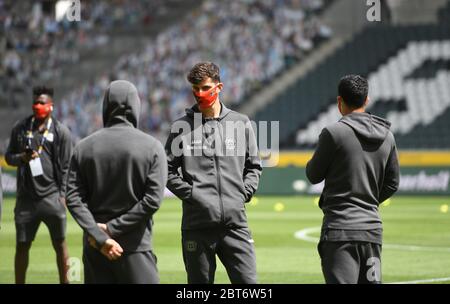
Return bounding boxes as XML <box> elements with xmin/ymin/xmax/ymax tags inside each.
<box><xmin>66</xmin><ymin>80</ymin><xmax>167</xmax><ymax>284</ymax></box>
<box><xmin>5</xmin><ymin>86</ymin><xmax>73</xmax><ymax>284</ymax></box>
<box><xmin>165</xmin><ymin>62</ymin><xmax>262</xmax><ymax>284</ymax></box>
<box><xmin>306</xmin><ymin>75</ymin><xmax>400</xmax><ymax>284</ymax></box>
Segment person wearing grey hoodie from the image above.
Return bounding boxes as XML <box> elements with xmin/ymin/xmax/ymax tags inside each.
<box><xmin>165</xmin><ymin>62</ymin><xmax>262</xmax><ymax>284</ymax></box>
<box><xmin>66</xmin><ymin>80</ymin><xmax>167</xmax><ymax>284</ymax></box>
<box><xmin>306</xmin><ymin>75</ymin><xmax>400</xmax><ymax>284</ymax></box>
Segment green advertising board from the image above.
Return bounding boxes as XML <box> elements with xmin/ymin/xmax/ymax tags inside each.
<box><xmin>258</xmin><ymin>166</ymin><xmax>450</xmax><ymax>196</ymax></box>
<box><xmin>2</xmin><ymin>152</ymin><xmax>450</xmax><ymax>196</ymax></box>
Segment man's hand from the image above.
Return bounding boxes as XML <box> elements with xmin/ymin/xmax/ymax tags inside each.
<box><xmin>87</xmin><ymin>236</ymin><xmax>123</xmax><ymax>261</ymax></box>
<box><xmin>86</xmin><ymin>224</ymin><xmax>112</xmax><ymax>250</ymax></box>
<box><xmin>100</xmin><ymin>239</ymin><xmax>123</xmax><ymax>261</ymax></box>
<box><xmin>21</xmin><ymin>151</ymin><xmax>39</xmax><ymax>163</ymax></box>
<box><xmin>59</xmin><ymin>197</ymin><xmax>67</xmax><ymax>209</ymax></box>
<box><xmin>87</xmin><ymin>235</ymin><xmax>98</xmax><ymax>249</ymax></box>
<box><xmin>97</xmin><ymin>223</ymin><xmax>111</xmax><ymax>236</ymax></box>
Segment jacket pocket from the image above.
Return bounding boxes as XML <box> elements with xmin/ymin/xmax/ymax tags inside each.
<box><xmin>182</xmin><ymin>180</ymin><xmax>221</xmax><ymax>228</ymax></box>
<box><xmin>185</xmin><ymin>181</ymin><xmax>194</xmax><ymax>204</ymax></box>
<box><xmin>239</xmin><ymin>179</ymin><xmax>248</xmax><ymax>204</ymax></box>
<box><xmin>189</xmin><ymin>180</ymin><xmax>214</xmax><ymax>209</ymax></box>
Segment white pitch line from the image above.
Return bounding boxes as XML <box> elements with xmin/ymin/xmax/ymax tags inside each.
<box><xmin>295</xmin><ymin>227</ymin><xmax>450</xmax><ymax>284</ymax></box>
<box><xmin>294</xmin><ymin>227</ymin><xmax>321</xmax><ymax>243</ymax></box>
<box><xmin>294</xmin><ymin>227</ymin><xmax>450</xmax><ymax>252</ymax></box>
<box><xmin>388</xmin><ymin>277</ymin><xmax>450</xmax><ymax>284</ymax></box>
<box><xmin>384</xmin><ymin>244</ymin><xmax>450</xmax><ymax>252</ymax></box>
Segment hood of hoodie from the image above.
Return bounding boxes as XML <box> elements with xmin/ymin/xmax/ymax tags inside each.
<box><xmin>103</xmin><ymin>80</ymin><xmax>141</xmax><ymax>128</ymax></box>
<box><xmin>185</xmin><ymin>102</ymin><xmax>232</xmax><ymax>121</ymax></box>
<box><xmin>340</xmin><ymin>112</ymin><xmax>391</xmax><ymax>144</ymax></box>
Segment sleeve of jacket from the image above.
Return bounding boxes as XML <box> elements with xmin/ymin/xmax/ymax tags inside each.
<box><xmin>306</xmin><ymin>128</ymin><xmax>337</xmax><ymax>184</ymax></box>
<box><xmin>58</xmin><ymin>125</ymin><xmax>74</xmax><ymax>197</ymax></box>
<box><xmin>65</xmin><ymin>150</ymin><xmax>109</xmax><ymax>246</ymax></box>
<box><xmin>106</xmin><ymin>142</ymin><xmax>168</xmax><ymax>237</ymax></box>
<box><xmin>379</xmin><ymin>139</ymin><xmax>400</xmax><ymax>203</ymax></box>
<box><xmin>243</xmin><ymin>119</ymin><xmax>262</xmax><ymax>202</ymax></box>
<box><xmin>165</xmin><ymin>129</ymin><xmax>192</xmax><ymax>200</ymax></box>
<box><xmin>5</xmin><ymin>122</ymin><xmax>24</xmax><ymax>167</ymax></box>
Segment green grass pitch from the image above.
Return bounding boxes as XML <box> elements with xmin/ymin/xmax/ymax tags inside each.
<box><xmin>0</xmin><ymin>196</ymin><xmax>449</xmax><ymax>284</ymax></box>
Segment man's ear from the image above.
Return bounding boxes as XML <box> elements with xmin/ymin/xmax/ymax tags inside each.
<box><xmin>217</xmin><ymin>82</ymin><xmax>224</xmax><ymax>93</ymax></box>
<box><xmin>337</xmin><ymin>96</ymin><xmax>343</xmax><ymax>115</ymax></box>
<box><xmin>364</xmin><ymin>96</ymin><xmax>369</xmax><ymax>107</ymax></box>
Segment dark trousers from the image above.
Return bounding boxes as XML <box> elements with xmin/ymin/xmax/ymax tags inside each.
<box><xmin>15</xmin><ymin>192</ymin><xmax>66</xmax><ymax>243</ymax></box>
<box><xmin>318</xmin><ymin>241</ymin><xmax>382</xmax><ymax>284</ymax></box>
<box><xmin>83</xmin><ymin>246</ymin><xmax>159</xmax><ymax>284</ymax></box>
<box><xmin>182</xmin><ymin>227</ymin><xmax>257</xmax><ymax>284</ymax></box>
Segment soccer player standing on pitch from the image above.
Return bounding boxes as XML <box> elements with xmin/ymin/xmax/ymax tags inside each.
<box><xmin>165</xmin><ymin>62</ymin><xmax>262</xmax><ymax>284</ymax></box>
<box><xmin>66</xmin><ymin>80</ymin><xmax>167</xmax><ymax>284</ymax></box>
<box><xmin>5</xmin><ymin>86</ymin><xmax>73</xmax><ymax>284</ymax></box>
<box><xmin>306</xmin><ymin>75</ymin><xmax>400</xmax><ymax>284</ymax></box>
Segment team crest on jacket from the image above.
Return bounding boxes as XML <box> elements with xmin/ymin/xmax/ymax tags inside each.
<box><xmin>185</xmin><ymin>241</ymin><xmax>197</xmax><ymax>252</ymax></box>
<box><xmin>225</xmin><ymin>138</ymin><xmax>236</xmax><ymax>150</ymax></box>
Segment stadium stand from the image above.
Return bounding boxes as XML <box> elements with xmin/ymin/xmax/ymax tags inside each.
<box><xmin>23</xmin><ymin>0</ymin><xmax>333</xmax><ymax>143</ymax></box>
<box><xmin>0</xmin><ymin>0</ymin><xmax>201</xmax><ymax>151</ymax></box>
<box><xmin>251</xmin><ymin>2</ymin><xmax>450</xmax><ymax>149</ymax></box>
<box><xmin>1</xmin><ymin>0</ymin><xmax>333</xmax><ymax>145</ymax></box>
<box><xmin>0</xmin><ymin>0</ymin><xmax>187</xmax><ymax>109</ymax></box>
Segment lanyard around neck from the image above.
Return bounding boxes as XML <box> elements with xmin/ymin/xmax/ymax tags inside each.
<box><xmin>26</xmin><ymin>117</ymin><xmax>53</xmax><ymax>154</ymax></box>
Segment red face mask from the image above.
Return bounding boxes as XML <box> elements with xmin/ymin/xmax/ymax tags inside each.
<box><xmin>193</xmin><ymin>85</ymin><xmax>218</xmax><ymax>110</ymax></box>
<box><xmin>32</xmin><ymin>103</ymin><xmax>53</xmax><ymax>120</ymax></box>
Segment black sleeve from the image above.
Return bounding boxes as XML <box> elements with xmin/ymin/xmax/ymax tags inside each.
<box><xmin>5</xmin><ymin>123</ymin><xmax>24</xmax><ymax>167</ymax></box>
<box><xmin>306</xmin><ymin>128</ymin><xmax>337</xmax><ymax>184</ymax></box>
<box><xmin>58</xmin><ymin>126</ymin><xmax>74</xmax><ymax>197</ymax></box>
<box><xmin>65</xmin><ymin>151</ymin><xmax>109</xmax><ymax>246</ymax></box>
<box><xmin>165</xmin><ymin>130</ymin><xmax>192</xmax><ymax>200</ymax></box>
<box><xmin>379</xmin><ymin>143</ymin><xmax>400</xmax><ymax>203</ymax></box>
<box><xmin>106</xmin><ymin>142</ymin><xmax>168</xmax><ymax>237</ymax></box>
<box><xmin>243</xmin><ymin>119</ymin><xmax>262</xmax><ymax>202</ymax></box>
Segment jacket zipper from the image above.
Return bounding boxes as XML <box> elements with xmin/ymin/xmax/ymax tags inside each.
<box><xmin>215</xmin><ymin>154</ymin><xmax>225</xmax><ymax>223</ymax></box>
<box><xmin>213</xmin><ymin>120</ymin><xmax>225</xmax><ymax>224</ymax></box>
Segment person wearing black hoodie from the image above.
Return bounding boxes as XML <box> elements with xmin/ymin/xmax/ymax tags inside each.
<box><xmin>306</xmin><ymin>75</ymin><xmax>400</xmax><ymax>284</ymax></box>
<box><xmin>66</xmin><ymin>80</ymin><xmax>167</xmax><ymax>284</ymax></box>
<box><xmin>5</xmin><ymin>86</ymin><xmax>73</xmax><ymax>284</ymax></box>
<box><xmin>165</xmin><ymin>62</ymin><xmax>262</xmax><ymax>284</ymax></box>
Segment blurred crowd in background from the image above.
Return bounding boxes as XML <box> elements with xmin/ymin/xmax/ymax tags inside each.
<box><xmin>0</xmin><ymin>0</ymin><xmax>171</xmax><ymax>107</ymax></box>
<box><xmin>1</xmin><ymin>0</ymin><xmax>332</xmax><ymax>143</ymax></box>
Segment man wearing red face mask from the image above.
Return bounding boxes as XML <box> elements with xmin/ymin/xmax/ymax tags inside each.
<box><xmin>5</xmin><ymin>86</ymin><xmax>73</xmax><ymax>284</ymax></box>
<box><xmin>165</xmin><ymin>62</ymin><xmax>262</xmax><ymax>284</ymax></box>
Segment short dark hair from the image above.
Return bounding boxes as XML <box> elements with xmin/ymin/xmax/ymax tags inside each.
<box><xmin>338</xmin><ymin>75</ymin><xmax>368</xmax><ymax>108</ymax></box>
<box><xmin>33</xmin><ymin>86</ymin><xmax>54</xmax><ymax>98</ymax></box>
<box><xmin>187</xmin><ymin>62</ymin><xmax>221</xmax><ymax>85</ymax></box>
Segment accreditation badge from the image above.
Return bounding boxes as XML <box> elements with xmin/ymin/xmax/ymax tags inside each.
<box><xmin>46</xmin><ymin>132</ymin><xmax>54</xmax><ymax>142</ymax></box>
<box><xmin>29</xmin><ymin>157</ymin><xmax>44</xmax><ymax>177</ymax></box>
